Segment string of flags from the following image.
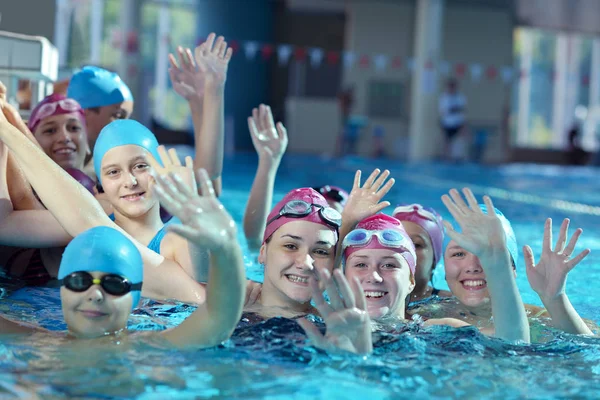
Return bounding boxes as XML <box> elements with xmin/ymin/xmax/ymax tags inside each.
<box><xmin>189</xmin><ymin>37</ymin><xmax>592</xmax><ymax>87</ymax></box>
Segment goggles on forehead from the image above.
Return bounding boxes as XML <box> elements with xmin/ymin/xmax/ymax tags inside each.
<box><xmin>30</xmin><ymin>99</ymin><xmax>82</xmax><ymax>129</ymax></box>
<box><xmin>343</xmin><ymin>228</ymin><xmax>413</xmax><ymax>250</ymax></box>
<box><xmin>266</xmin><ymin>200</ymin><xmax>342</xmax><ymax>230</ymax></box>
<box><xmin>59</xmin><ymin>271</ymin><xmax>142</xmax><ymax>296</ymax></box>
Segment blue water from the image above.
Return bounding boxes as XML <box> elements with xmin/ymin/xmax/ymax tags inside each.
<box><xmin>1</xmin><ymin>154</ymin><xmax>600</xmax><ymax>399</ymax></box>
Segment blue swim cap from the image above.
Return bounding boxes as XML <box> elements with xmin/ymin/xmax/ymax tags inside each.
<box><xmin>446</xmin><ymin>204</ymin><xmax>518</xmax><ymax>269</ymax></box>
<box><xmin>93</xmin><ymin>120</ymin><xmax>162</xmax><ymax>185</ymax></box>
<box><xmin>58</xmin><ymin>226</ymin><xmax>143</xmax><ymax>309</ymax></box>
<box><xmin>67</xmin><ymin>66</ymin><xmax>133</xmax><ymax>109</ymax></box>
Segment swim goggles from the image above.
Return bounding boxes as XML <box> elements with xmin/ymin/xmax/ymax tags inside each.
<box><xmin>266</xmin><ymin>200</ymin><xmax>342</xmax><ymax>230</ymax></box>
<box><xmin>59</xmin><ymin>271</ymin><xmax>142</xmax><ymax>296</ymax></box>
<box><xmin>312</xmin><ymin>186</ymin><xmax>348</xmax><ymax>205</ymax></box>
<box><xmin>393</xmin><ymin>204</ymin><xmax>443</xmax><ymax>229</ymax></box>
<box><xmin>29</xmin><ymin>99</ymin><xmax>82</xmax><ymax>131</ymax></box>
<box><xmin>342</xmin><ymin>228</ymin><xmax>413</xmax><ymax>250</ymax></box>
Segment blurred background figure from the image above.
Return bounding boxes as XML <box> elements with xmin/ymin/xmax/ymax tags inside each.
<box><xmin>439</xmin><ymin>78</ymin><xmax>467</xmax><ymax>162</ymax></box>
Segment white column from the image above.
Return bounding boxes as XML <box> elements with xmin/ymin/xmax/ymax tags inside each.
<box><xmin>516</xmin><ymin>30</ymin><xmax>533</xmax><ymax>147</ymax></box>
<box><xmin>89</xmin><ymin>0</ymin><xmax>104</xmax><ymax>64</ymax></box>
<box><xmin>153</xmin><ymin>4</ymin><xmax>170</xmax><ymax>122</ymax></box>
<box><xmin>551</xmin><ymin>33</ymin><xmax>568</xmax><ymax>148</ymax></box>
<box><xmin>118</xmin><ymin>0</ymin><xmax>142</xmax><ymax>120</ymax></box>
<box><xmin>408</xmin><ymin>0</ymin><xmax>445</xmax><ymax>161</ymax></box>
<box><xmin>53</xmin><ymin>0</ymin><xmax>71</xmax><ymax>69</ymax></box>
<box><xmin>583</xmin><ymin>38</ymin><xmax>600</xmax><ymax>150</ymax></box>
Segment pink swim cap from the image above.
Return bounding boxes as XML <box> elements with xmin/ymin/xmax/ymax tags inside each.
<box><xmin>344</xmin><ymin>214</ymin><xmax>416</xmax><ymax>276</ymax></box>
<box><xmin>28</xmin><ymin>94</ymin><xmax>86</xmax><ymax>132</ymax></box>
<box><xmin>263</xmin><ymin>188</ymin><xmax>340</xmax><ymax>244</ymax></box>
<box><xmin>393</xmin><ymin>204</ymin><xmax>444</xmax><ymax>265</ymax></box>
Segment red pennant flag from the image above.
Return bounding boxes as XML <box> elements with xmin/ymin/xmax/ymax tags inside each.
<box><xmin>359</xmin><ymin>55</ymin><xmax>370</xmax><ymax>68</ymax></box>
<box><xmin>294</xmin><ymin>47</ymin><xmax>307</xmax><ymax>61</ymax></box>
<box><xmin>126</xmin><ymin>32</ymin><xmax>139</xmax><ymax>54</ymax></box>
<box><xmin>326</xmin><ymin>51</ymin><xmax>340</xmax><ymax>65</ymax></box>
<box><xmin>520</xmin><ymin>68</ymin><xmax>528</xmax><ymax>79</ymax></box>
<box><xmin>455</xmin><ymin>63</ymin><xmax>466</xmax><ymax>78</ymax></box>
<box><xmin>425</xmin><ymin>60</ymin><xmax>433</xmax><ymax>70</ymax></box>
<box><xmin>582</xmin><ymin>74</ymin><xmax>591</xmax><ymax>86</ymax></box>
<box><xmin>486</xmin><ymin>66</ymin><xmax>497</xmax><ymax>80</ymax></box>
<box><xmin>229</xmin><ymin>40</ymin><xmax>240</xmax><ymax>54</ymax></box>
<box><xmin>261</xmin><ymin>44</ymin><xmax>274</xmax><ymax>60</ymax></box>
<box><xmin>391</xmin><ymin>56</ymin><xmax>402</xmax><ymax>69</ymax></box>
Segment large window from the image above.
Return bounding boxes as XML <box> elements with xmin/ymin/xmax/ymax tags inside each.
<box><xmin>55</xmin><ymin>0</ymin><xmax>198</xmax><ymax>130</ymax></box>
<box><xmin>512</xmin><ymin>27</ymin><xmax>600</xmax><ymax>151</ymax></box>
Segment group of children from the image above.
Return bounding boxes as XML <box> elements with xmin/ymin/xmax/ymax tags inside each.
<box><xmin>0</xmin><ymin>32</ymin><xmax>595</xmax><ymax>355</ymax></box>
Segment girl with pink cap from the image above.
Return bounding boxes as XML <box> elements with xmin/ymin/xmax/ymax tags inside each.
<box><xmin>393</xmin><ymin>204</ymin><xmax>451</xmax><ymax>301</ymax></box>
<box><xmin>245</xmin><ymin>187</ymin><xmax>342</xmax><ymax>319</ymax></box>
<box><xmin>27</xmin><ymin>94</ymin><xmax>89</xmax><ymax>175</ymax></box>
<box><xmin>0</xmin><ymin>93</ymin><xmax>97</xmax><ymax>285</ymax></box>
<box><xmin>340</xmin><ymin>213</ymin><xmax>465</xmax><ymax>326</ymax></box>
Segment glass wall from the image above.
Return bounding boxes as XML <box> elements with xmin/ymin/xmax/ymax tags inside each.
<box><xmin>56</xmin><ymin>0</ymin><xmax>198</xmax><ymax>130</ymax></box>
<box><xmin>512</xmin><ymin>27</ymin><xmax>600</xmax><ymax>151</ymax></box>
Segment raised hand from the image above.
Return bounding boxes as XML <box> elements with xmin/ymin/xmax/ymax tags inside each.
<box><xmin>524</xmin><ymin>218</ymin><xmax>590</xmax><ymax>301</ymax></box>
<box><xmin>298</xmin><ymin>268</ymin><xmax>373</xmax><ymax>355</ymax></box>
<box><xmin>168</xmin><ymin>46</ymin><xmax>204</xmax><ymax>101</ymax></box>
<box><xmin>152</xmin><ymin>168</ymin><xmax>236</xmax><ymax>251</ymax></box>
<box><xmin>342</xmin><ymin>169</ymin><xmax>395</xmax><ymax>223</ymax></box>
<box><xmin>147</xmin><ymin>145</ymin><xmax>196</xmax><ymax>191</ymax></box>
<box><xmin>194</xmin><ymin>33</ymin><xmax>233</xmax><ymax>92</ymax></box>
<box><xmin>248</xmin><ymin>104</ymin><xmax>288</xmax><ymax>163</ymax></box>
<box><xmin>441</xmin><ymin>188</ymin><xmax>507</xmax><ymax>261</ymax></box>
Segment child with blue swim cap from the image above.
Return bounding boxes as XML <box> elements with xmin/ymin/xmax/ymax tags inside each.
<box><xmin>67</xmin><ymin>66</ymin><xmax>134</xmax><ymax>152</ymax></box>
<box><xmin>1</xmin><ymin>225</ymin><xmax>246</xmax><ymax>347</ymax></box>
<box><xmin>92</xmin><ymin>119</ymin><xmax>211</xmax><ymax>287</ymax></box>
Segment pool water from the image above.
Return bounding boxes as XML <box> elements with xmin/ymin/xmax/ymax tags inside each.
<box><xmin>1</xmin><ymin>154</ymin><xmax>600</xmax><ymax>399</ymax></box>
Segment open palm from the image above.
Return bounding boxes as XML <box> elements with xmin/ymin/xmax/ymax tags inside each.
<box><xmin>441</xmin><ymin>188</ymin><xmax>506</xmax><ymax>259</ymax></box>
<box><xmin>168</xmin><ymin>46</ymin><xmax>204</xmax><ymax>101</ymax></box>
<box><xmin>195</xmin><ymin>33</ymin><xmax>233</xmax><ymax>89</ymax></box>
<box><xmin>147</xmin><ymin>146</ymin><xmax>195</xmax><ymax>192</ymax></box>
<box><xmin>298</xmin><ymin>269</ymin><xmax>372</xmax><ymax>355</ymax></box>
<box><xmin>343</xmin><ymin>169</ymin><xmax>395</xmax><ymax>223</ymax></box>
<box><xmin>248</xmin><ymin>104</ymin><xmax>288</xmax><ymax>162</ymax></box>
<box><xmin>152</xmin><ymin>168</ymin><xmax>236</xmax><ymax>250</ymax></box>
<box><xmin>524</xmin><ymin>218</ymin><xmax>590</xmax><ymax>301</ymax></box>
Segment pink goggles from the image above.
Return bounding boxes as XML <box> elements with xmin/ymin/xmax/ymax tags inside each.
<box><xmin>28</xmin><ymin>98</ymin><xmax>84</xmax><ymax>132</ymax></box>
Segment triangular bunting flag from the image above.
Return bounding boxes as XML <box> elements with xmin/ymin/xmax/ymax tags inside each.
<box><xmin>277</xmin><ymin>45</ymin><xmax>292</xmax><ymax>65</ymax></box>
<box><xmin>309</xmin><ymin>48</ymin><xmax>324</xmax><ymax>68</ymax></box>
<box><xmin>244</xmin><ymin>41</ymin><xmax>259</xmax><ymax>60</ymax></box>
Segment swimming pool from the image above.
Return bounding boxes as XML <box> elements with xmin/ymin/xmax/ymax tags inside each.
<box><xmin>1</xmin><ymin>154</ymin><xmax>599</xmax><ymax>399</ymax></box>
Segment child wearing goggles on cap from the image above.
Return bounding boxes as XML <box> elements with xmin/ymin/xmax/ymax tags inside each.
<box><xmin>0</xmin><ymin>224</ymin><xmax>244</xmax><ymax>348</ymax></box>
<box><xmin>244</xmin><ymin>187</ymin><xmax>341</xmax><ymax>320</ymax></box>
<box><xmin>243</xmin><ymin>167</ymin><xmax>394</xmax><ymax>319</ymax></box>
<box><xmin>393</xmin><ymin>204</ymin><xmax>451</xmax><ymax>302</ymax></box>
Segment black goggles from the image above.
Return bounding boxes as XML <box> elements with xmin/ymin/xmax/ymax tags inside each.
<box><xmin>59</xmin><ymin>271</ymin><xmax>142</xmax><ymax>296</ymax></box>
<box><xmin>266</xmin><ymin>200</ymin><xmax>342</xmax><ymax>229</ymax></box>
<box><xmin>313</xmin><ymin>186</ymin><xmax>348</xmax><ymax>205</ymax></box>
